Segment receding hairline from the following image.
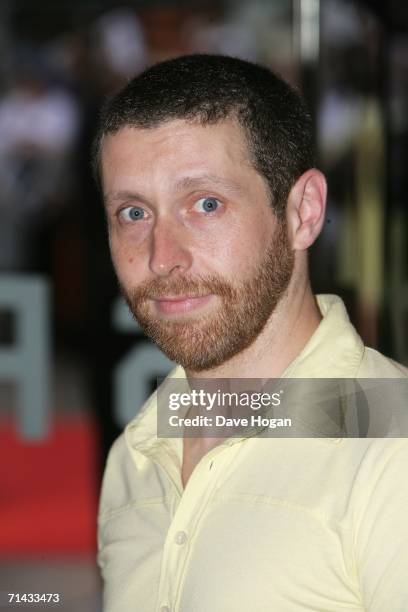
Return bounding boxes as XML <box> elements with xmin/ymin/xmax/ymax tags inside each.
<box><xmin>96</xmin><ymin>113</ymin><xmax>269</xmax><ymax>196</ymax></box>
<box><xmin>92</xmin><ymin>54</ymin><xmax>315</xmax><ymax>218</ymax></box>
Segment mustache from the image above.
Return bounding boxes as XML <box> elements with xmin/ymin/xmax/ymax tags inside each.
<box><xmin>121</xmin><ymin>275</ymin><xmax>236</xmax><ymax>301</ymax></box>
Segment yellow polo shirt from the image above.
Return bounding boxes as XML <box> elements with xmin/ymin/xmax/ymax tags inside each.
<box><xmin>98</xmin><ymin>295</ymin><xmax>408</xmax><ymax>611</ymax></box>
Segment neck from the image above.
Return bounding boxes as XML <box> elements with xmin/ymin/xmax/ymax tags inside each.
<box><xmin>181</xmin><ymin>274</ymin><xmax>321</xmax><ymax>487</ymax></box>
<box><xmin>185</xmin><ymin>279</ymin><xmax>321</xmax><ymax>381</ymax></box>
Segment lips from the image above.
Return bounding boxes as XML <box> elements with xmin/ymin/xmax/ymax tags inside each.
<box><xmin>156</xmin><ymin>295</ymin><xmax>203</xmax><ymax>301</ymax></box>
<box><xmin>152</xmin><ymin>294</ymin><xmax>213</xmax><ymax>315</ymax></box>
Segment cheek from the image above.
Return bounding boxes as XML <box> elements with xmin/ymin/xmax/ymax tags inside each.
<box><xmin>191</xmin><ymin>237</ymin><xmax>246</xmax><ymax>283</ymax></box>
<box><xmin>202</xmin><ymin>217</ymin><xmax>271</xmax><ymax>277</ymax></box>
<box><xmin>109</xmin><ymin>236</ymin><xmax>146</xmax><ymax>286</ymax></box>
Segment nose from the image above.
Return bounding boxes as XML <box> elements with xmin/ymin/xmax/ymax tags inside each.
<box><xmin>149</xmin><ymin>217</ymin><xmax>193</xmax><ymax>277</ymax></box>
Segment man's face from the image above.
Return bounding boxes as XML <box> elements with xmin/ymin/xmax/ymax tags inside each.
<box><xmin>101</xmin><ymin>118</ymin><xmax>294</xmax><ymax>371</ymax></box>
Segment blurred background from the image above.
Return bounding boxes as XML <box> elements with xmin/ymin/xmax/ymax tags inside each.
<box><xmin>0</xmin><ymin>0</ymin><xmax>407</xmax><ymax>609</ymax></box>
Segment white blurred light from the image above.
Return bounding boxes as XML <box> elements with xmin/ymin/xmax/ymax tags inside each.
<box><xmin>300</xmin><ymin>0</ymin><xmax>320</xmax><ymax>63</ymax></box>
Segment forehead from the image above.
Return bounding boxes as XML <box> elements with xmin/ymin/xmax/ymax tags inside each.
<box><xmin>99</xmin><ymin>118</ymin><xmax>255</xmax><ymax>192</ymax></box>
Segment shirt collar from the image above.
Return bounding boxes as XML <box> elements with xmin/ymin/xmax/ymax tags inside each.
<box><xmin>281</xmin><ymin>294</ymin><xmax>364</xmax><ymax>378</ymax></box>
<box><xmin>125</xmin><ymin>294</ymin><xmax>364</xmax><ymax>458</ymax></box>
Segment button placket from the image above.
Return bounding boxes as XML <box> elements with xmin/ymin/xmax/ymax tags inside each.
<box><xmin>174</xmin><ymin>530</ymin><xmax>188</xmax><ymax>545</ymax></box>
<box><xmin>157</xmin><ymin>444</ymin><xmax>239</xmax><ymax>610</ymax></box>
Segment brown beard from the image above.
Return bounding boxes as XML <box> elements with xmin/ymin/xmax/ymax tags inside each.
<box><xmin>120</xmin><ymin>220</ymin><xmax>294</xmax><ymax>372</ymax></box>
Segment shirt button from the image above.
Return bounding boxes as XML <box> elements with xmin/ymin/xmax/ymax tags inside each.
<box><xmin>174</xmin><ymin>530</ymin><xmax>187</xmax><ymax>545</ymax></box>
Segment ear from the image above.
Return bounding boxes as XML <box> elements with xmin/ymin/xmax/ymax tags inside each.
<box><xmin>286</xmin><ymin>169</ymin><xmax>327</xmax><ymax>251</ymax></box>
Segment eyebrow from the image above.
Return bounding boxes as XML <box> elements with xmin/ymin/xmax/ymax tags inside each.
<box><xmin>104</xmin><ymin>174</ymin><xmax>243</xmax><ymax>207</ymax></box>
<box><xmin>174</xmin><ymin>174</ymin><xmax>243</xmax><ymax>195</ymax></box>
<box><xmin>104</xmin><ymin>190</ymin><xmax>150</xmax><ymax>208</ymax></box>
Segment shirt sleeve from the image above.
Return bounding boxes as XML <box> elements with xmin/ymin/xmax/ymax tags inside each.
<box><xmin>96</xmin><ymin>434</ymin><xmax>128</xmax><ymax>575</ymax></box>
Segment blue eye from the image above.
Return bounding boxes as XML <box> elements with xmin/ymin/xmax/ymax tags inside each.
<box><xmin>194</xmin><ymin>197</ymin><xmax>220</xmax><ymax>213</ymax></box>
<box><xmin>119</xmin><ymin>206</ymin><xmax>145</xmax><ymax>222</ymax></box>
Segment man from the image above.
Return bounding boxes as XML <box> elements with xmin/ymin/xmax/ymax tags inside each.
<box><xmin>94</xmin><ymin>55</ymin><xmax>408</xmax><ymax>611</ymax></box>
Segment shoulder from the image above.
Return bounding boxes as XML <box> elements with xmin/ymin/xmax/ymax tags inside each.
<box><xmin>357</xmin><ymin>346</ymin><xmax>408</xmax><ymax>377</ymax></box>
<box><xmin>348</xmin><ymin>438</ymin><xmax>408</xmax><ymax>607</ymax></box>
<box><xmin>98</xmin><ymin>432</ymin><xmax>134</xmax><ymax>519</ymax></box>
<box><xmin>344</xmin><ymin>438</ymin><xmax>408</xmax><ymax>538</ymax></box>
